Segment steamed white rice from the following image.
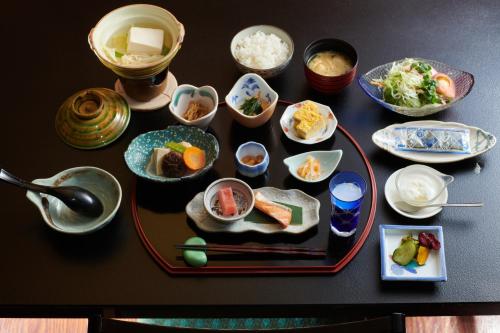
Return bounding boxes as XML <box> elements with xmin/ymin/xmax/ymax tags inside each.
<box><xmin>234</xmin><ymin>31</ymin><xmax>289</xmax><ymax>69</ymax></box>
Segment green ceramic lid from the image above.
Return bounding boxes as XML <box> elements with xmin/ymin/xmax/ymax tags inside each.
<box><xmin>55</xmin><ymin>88</ymin><xmax>131</xmax><ymax>149</ymax></box>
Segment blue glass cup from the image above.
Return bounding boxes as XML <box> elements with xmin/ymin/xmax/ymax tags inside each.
<box><xmin>329</xmin><ymin>171</ymin><xmax>367</xmax><ymax>237</ymax></box>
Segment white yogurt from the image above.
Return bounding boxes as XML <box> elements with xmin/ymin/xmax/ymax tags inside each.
<box><xmin>397</xmin><ymin>167</ymin><xmax>444</xmax><ymax>205</ymax></box>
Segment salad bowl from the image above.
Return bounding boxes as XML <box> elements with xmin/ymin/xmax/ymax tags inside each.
<box><xmin>358</xmin><ymin>58</ymin><xmax>474</xmax><ymax>117</ymax></box>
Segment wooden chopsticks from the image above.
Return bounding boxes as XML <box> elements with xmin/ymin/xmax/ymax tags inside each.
<box><xmin>175</xmin><ymin>244</ymin><xmax>327</xmax><ymax>258</ymax></box>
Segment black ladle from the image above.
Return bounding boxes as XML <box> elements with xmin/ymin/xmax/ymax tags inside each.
<box><xmin>0</xmin><ymin>169</ymin><xmax>104</xmax><ymax>218</ymax></box>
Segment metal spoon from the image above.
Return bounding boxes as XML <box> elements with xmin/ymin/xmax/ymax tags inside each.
<box><xmin>0</xmin><ymin>169</ymin><xmax>104</xmax><ymax>217</ymax></box>
<box><xmin>395</xmin><ymin>200</ymin><xmax>484</xmax><ymax>213</ymax></box>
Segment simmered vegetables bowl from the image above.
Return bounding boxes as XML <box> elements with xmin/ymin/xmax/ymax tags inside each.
<box><xmin>358</xmin><ymin>58</ymin><xmax>474</xmax><ymax>117</ymax></box>
<box><xmin>124</xmin><ymin>126</ymin><xmax>219</xmax><ymax>183</ymax></box>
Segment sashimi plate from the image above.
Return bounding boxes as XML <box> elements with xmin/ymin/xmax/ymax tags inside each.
<box><xmin>186</xmin><ymin>187</ymin><xmax>320</xmax><ymax>234</ymax></box>
<box><xmin>373</xmin><ymin>120</ymin><xmax>496</xmax><ymax>163</ymax></box>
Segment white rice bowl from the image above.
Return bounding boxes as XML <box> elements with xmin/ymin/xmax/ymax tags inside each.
<box><xmin>234</xmin><ymin>31</ymin><xmax>290</xmax><ymax>70</ymax></box>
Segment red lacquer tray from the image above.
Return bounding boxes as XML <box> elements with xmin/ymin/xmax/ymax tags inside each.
<box><xmin>132</xmin><ymin>101</ymin><xmax>377</xmax><ymax>275</ymax></box>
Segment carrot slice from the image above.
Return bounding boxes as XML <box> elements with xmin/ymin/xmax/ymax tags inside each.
<box><xmin>183</xmin><ymin>146</ymin><xmax>206</xmax><ymax>170</ymax></box>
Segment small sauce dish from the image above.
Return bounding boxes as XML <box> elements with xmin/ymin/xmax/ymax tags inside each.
<box><xmin>235</xmin><ymin>141</ymin><xmax>270</xmax><ymax>178</ymax></box>
<box><xmin>203</xmin><ymin>178</ymin><xmax>255</xmax><ymax>223</ymax></box>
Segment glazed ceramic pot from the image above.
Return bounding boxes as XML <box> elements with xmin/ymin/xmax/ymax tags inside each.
<box><xmin>55</xmin><ymin>88</ymin><xmax>130</xmax><ymax>149</ymax></box>
<box><xmin>169</xmin><ymin>84</ymin><xmax>219</xmax><ymax>129</ymax></box>
<box><xmin>225</xmin><ymin>73</ymin><xmax>278</xmax><ymax>128</ymax></box>
<box><xmin>303</xmin><ymin>38</ymin><xmax>358</xmax><ymax>93</ymax></box>
<box><xmin>88</xmin><ymin>4</ymin><xmax>185</xmax><ymax>80</ymax></box>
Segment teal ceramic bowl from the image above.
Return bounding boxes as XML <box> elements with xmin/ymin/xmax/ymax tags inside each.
<box><xmin>124</xmin><ymin>125</ymin><xmax>220</xmax><ymax>182</ymax></box>
<box><xmin>26</xmin><ymin>167</ymin><xmax>122</xmax><ymax>234</ymax></box>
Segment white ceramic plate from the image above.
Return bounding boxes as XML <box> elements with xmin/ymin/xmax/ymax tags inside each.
<box><xmin>186</xmin><ymin>187</ymin><xmax>320</xmax><ymax>234</ymax></box>
<box><xmin>384</xmin><ymin>169</ymin><xmax>448</xmax><ymax>219</ymax></box>
<box><xmin>283</xmin><ymin>150</ymin><xmax>342</xmax><ymax>183</ymax></box>
<box><xmin>380</xmin><ymin>224</ymin><xmax>447</xmax><ymax>281</ymax></box>
<box><xmin>279</xmin><ymin>100</ymin><xmax>337</xmax><ymax>144</ymax></box>
<box><xmin>373</xmin><ymin>120</ymin><xmax>496</xmax><ymax>163</ymax></box>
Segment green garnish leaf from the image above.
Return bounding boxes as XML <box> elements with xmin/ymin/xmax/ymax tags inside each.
<box><xmin>115</xmin><ymin>51</ymin><xmax>124</xmax><ymax>58</ymax></box>
<box><xmin>162</xmin><ymin>46</ymin><xmax>170</xmax><ymax>56</ymax></box>
<box><xmin>411</xmin><ymin>62</ymin><xmax>432</xmax><ymax>74</ymax></box>
<box><xmin>165</xmin><ymin>141</ymin><xmax>186</xmax><ymax>153</ymax></box>
<box><xmin>240</xmin><ymin>97</ymin><xmax>263</xmax><ymax>116</ymax></box>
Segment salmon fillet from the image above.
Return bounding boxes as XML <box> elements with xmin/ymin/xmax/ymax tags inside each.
<box><xmin>254</xmin><ymin>191</ymin><xmax>292</xmax><ymax>228</ymax></box>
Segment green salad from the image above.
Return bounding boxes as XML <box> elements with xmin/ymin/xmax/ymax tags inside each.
<box><xmin>372</xmin><ymin>58</ymin><xmax>454</xmax><ymax>108</ymax></box>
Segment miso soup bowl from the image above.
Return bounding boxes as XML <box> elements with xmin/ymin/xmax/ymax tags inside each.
<box><xmin>304</xmin><ymin>38</ymin><xmax>358</xmax><ymax>94</ymax></box>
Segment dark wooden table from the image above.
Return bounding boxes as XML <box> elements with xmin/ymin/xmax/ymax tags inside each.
<box><xmin>1</xmin><ymin>0</ymin><xmax>499</xmax><ymax>323</ymax></box>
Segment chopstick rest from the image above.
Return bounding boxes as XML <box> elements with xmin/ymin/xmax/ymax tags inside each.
<box><xmin>182</xmin><ymin>237</ymin><xmax>208</xmax><ymax>267</ymax></box>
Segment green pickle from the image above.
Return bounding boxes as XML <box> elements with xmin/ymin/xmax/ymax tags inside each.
<box><xmin>392</xmin><ymin>237</ymin><xmax>418</xmax><ymax>266</ymax></box>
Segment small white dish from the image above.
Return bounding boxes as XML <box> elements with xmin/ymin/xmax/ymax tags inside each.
<box><xmin>372</xmin><ymin>120</ymin><xmax>496</xmax><ymax>163</ymax></box>
<box><xmin>114</xmin><ymin>71</ymin><xmax>178</xmax><ymax>111</ymax></box>
<box><xmin>380</xmin><ymin>224</ymin><xmax>447</xmax><ymax>282</ymax></box>
<box><xmin>203</xmin><ymin>178</ymin><xmax>255</xmax><ymax>223</ymax></box>
<box><xmin>187</xmin><ymin>187</ymin><xmax>320</xmax><ymax>234</ymax></box>
<box><xmin>169</xmin><ymin>84</ymin><xmax>218</xmax><ymax>129</ymax></box>
<box><xmin>283</xmin><ymin>150</ymin><xmax>342</xmax><ymax>183</ymax></box>
<box><xmin>279</xmin><ymin>100</ymin><xmax>337</xmax><ymax>144</ymax></box>
<box><xmin>384</xmin><ymin>168</ymin><xmax>448</xmax><ymax>219</ymax></box>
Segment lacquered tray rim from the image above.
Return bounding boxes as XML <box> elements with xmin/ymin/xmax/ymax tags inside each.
<box><xmin>131</xmin><ymin>100</ymin><xmax>377</xmax><ymax>275</ymax></box>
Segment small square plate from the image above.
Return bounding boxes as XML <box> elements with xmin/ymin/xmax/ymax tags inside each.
<box><xmin>379</xmin><ymin>225</ymin><xmax>447</xmax><ymax>281</ymax></box>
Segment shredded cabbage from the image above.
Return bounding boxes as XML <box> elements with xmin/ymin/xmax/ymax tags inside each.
<box><xmin>103</xmin><ymin>45</ymin><xmax>164</xmax><ymax>66</ymax></box>
<box><xmin>373</xmin><ymin>58</ymin><xmax>445</xmax><ymax>108</ymax></box>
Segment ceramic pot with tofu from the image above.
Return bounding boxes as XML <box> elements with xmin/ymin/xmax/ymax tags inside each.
<box><xmin>88</xmin><ymin>4</ymin><xmax>185</xmax><ymax>100</ymax></box>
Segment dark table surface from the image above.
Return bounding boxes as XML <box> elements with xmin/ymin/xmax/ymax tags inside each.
<box><xmin>1</xmin><ymin>0</ymin><xmax>499</xmax><ymax>318</ymax></box>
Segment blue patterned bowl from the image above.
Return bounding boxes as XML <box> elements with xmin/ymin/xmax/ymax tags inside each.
<box><xmin>358</xmin><ymin>58</ymin><xmax>474</xmax><ymax>117</ymax></box>
<box><xmin>124</xmin><ymin>126</ymin><xmax>219</xmax><ymax>182</ymax></box>
<box><xmin>235</xmin><ymin>141</ymin><xmax>270</xmax><ymax>177</ymax></box>
<box><xmin>225</xmin><ymin>73</ymin><xmax>278</xmax><ymax>128</ymax></box>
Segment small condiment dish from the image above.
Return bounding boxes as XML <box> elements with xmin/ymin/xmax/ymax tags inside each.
<box><xmin>225</xmin><ymin>73</ymin><xmax>278</xmax><ymax>128</ymax></box>
<box><xmin>304</xmin><ymin>38</ymin><xmax>358</xmax><ymax>93</ymax></box>
<box><xmin>169</xmin><ymin>84</ymin><xmax>219</xmax><ymax>130</ymax></box>
<box><xmin>230</xmin><ymin>25</ymin><xmax>294</xmax><ymax>78</ymax></box>
<box><xmin>235</xmin><ymin>141</ymin><xmax>270</xmax><ymax>178</ymax></box>
<box><xmin>283</xmin><ymin>150</ymin><xmax>343</xmax><ymax>183</ymax></box>
<box><xmin>280</xmin><ymin>100</ymin><xmax>337</xmax><ymax>144</ymax></box>
<box><xmin>395</xmin><ymin>164</ymin><xmax>454</xmax><ymax>207</ymax></box>
<box><xmin>380</xmin><ymin>224</ymin><xmax>447</xmax><ymax>282</ymax></box>
<box><xmin>203</xmin><ymin>178</ymin><xmax>255</xmax><ymax>223</ymax></box>
<box><xmin>26</xmin><ymin>167</ymin><xmax>122</xmax><ymax>234</ymax></box>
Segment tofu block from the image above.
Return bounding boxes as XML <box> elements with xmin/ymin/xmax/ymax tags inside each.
<box><xmin>151</xmin><ymin>147</ymin><xmax>171</xmax><ymax>175</ymax></box>
<box><xmin>127</xmin><ymin>27</ymin><xmax>164</xmax><ymax>55</ymax></box>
